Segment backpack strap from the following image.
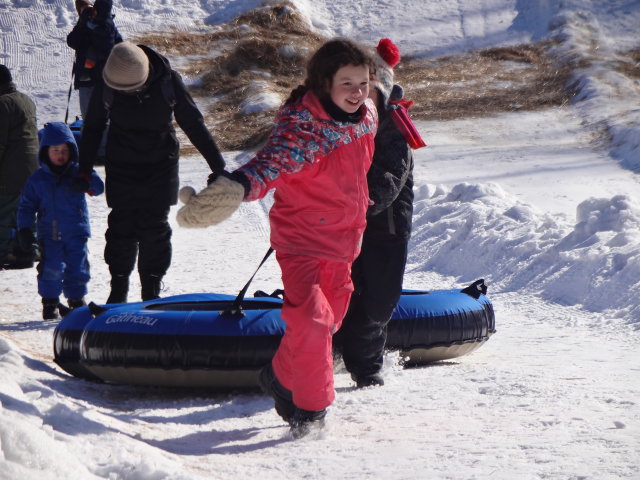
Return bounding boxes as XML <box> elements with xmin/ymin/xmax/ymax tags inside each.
<box><xmin>101</xmin><ymin>73</ymin><xmax>176</xmax><ymax>117</ymax></box>
<box><xmin>102</xmin><ymin>84</ymin><xmax>114</xmax><ymax>117</ymax></box>
<box><xmin>161</xmin><ymin>73</ymin><xmax>176</xmax><ymax>108</ymax></box>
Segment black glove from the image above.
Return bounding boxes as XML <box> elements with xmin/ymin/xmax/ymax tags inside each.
<box><xmin>208</xmin><ymin>170</ymin><xmax>250</xmax><ymax>197</ymax></box>
<box><xmin>231</xmin><ymin>171</ymin><xmax>251</xmax><ymax>197</ymax></box>
<box><xmin>79</xmin><ymin>5</ymin><xmax>95</xmax><ymax>23</ymax></box>
<box><xmin>70</xmin><ymin>172</ymin><xmax>92</xmax><ymax>194</ymax></box>
<box><xmin>207</xmin><ymin>171</ymin><xmax>220</xmax><ymax>185</ymax></box>
<box><xmin>17</xmin><ymin>228</ymin><xmax>36</xmax><ymax>254</ymax></box>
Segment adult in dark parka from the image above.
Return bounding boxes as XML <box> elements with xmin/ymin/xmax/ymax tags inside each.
<box><xmin>0</xmin><ymin>65</ymin><xmax>39</xmax><ymax>269</ymax></box>
<box><xmin>77</xmin><ymin>42</ymin><xmax>226</xmax><ymax>303</ymax></box>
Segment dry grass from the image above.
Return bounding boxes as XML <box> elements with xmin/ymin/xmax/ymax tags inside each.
<box><xmin>135</xmin><ymin>29</ymin><xmax>237</xmax><ymax>57</ymax></box>
<box><xmin>614</xmin><ymin>47</ymin><xmax>640</xmax><ymax>79</ymax></box>
<box><xmin>138</xmin><ymin>2</ymin><xmax>324</xmax><ymax>152</ymax></box>
<box><xmin>136</xmin><ymin>2</ymin><xmax>579</xmax><ymax>152</ymax></box>
<box><xmin>397</xmin><ymin>43</ymin><xmax>574</xmax><ymax>121</ymax></box>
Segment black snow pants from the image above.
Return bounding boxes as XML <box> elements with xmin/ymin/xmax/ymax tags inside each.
<box><xmin>104</xmin><ymin>206</ymin><xmax>172</xmax><ymax>277</ymax></box>
<box><xmin>334</xmin><ymin>233</ymin><xmax>409</xmax><ymax>378</ymax></box>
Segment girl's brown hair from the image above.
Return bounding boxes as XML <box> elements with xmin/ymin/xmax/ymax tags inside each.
<box><xmin>285</xmin><ymin>38</ymin><xmax>372</xmax><ymax>105</ymax></box>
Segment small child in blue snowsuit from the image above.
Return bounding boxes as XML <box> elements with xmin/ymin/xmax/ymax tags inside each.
<box><xmin>17</xmin><ymin>121</ymin><xmax>104</xmax><ymax>319</ymax></box>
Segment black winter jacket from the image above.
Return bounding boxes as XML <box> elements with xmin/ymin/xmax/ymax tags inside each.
<box><xmin>0</xmin><ymin>81</ymin><xmax>39</xmax><ymax>195</ymax></box>
<box><xmin>66</xmin><ymin>0</ymin><xmax>123</xmax><ymax>89</ymax></box>
<box><xmin>79</xmin><ymin>45</ymin><xmax>225</xmax><ymax>209</ymax></box>
<box><xmin>365</xmin><ymin>85</ymin><xmax>414</xmax><ymax>239</ymax></box>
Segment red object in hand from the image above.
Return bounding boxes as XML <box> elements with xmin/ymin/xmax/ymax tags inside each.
<box><xmin>388</xmin><ymin>100</ymin><xmax>427</xmax><ymax>149</ymax></box>
<box><xmin>73</xmin><ymin>172</ymin><xmax>95</xmax><ymax>195</ymax></box>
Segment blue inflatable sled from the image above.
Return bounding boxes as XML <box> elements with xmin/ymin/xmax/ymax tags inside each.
<box><xmin>53</xmin><ymin>280</ymin><xmax>495</xmax><ymax>388</ymax></box>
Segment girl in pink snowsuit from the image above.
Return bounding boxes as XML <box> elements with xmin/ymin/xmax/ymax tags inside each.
<box><xmin>230</xmin><ymin>38</ymin><xmax>378</xmax><ymax>437</ymax></box>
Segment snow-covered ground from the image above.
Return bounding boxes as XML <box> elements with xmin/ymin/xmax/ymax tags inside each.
<box><xmin>1</xmin><ymin>1</ymin><xmax>639</xmax><ymax>479</ymax></box>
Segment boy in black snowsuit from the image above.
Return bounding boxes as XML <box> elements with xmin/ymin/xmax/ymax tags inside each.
<box><xmin>334</xmin><ymin>38</ymin><xmax>425</xmax><ymax>387</ymax></box>
<box><xmin>67</xmin><ymin>0</ymin><xmax>123</xmax><ymax>119</ymax></box>
<box><xmin>76</xmin><ymin>42</ymin><xmax>226</xmax><ymax>303</ymax></box>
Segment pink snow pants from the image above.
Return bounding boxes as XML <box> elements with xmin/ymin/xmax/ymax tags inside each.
<box><xmin>271</xmin><ymin>251</ymin><xmax>354</xmax><ymax>411</ymax></box>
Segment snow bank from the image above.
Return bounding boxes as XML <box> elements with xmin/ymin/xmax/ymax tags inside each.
<box><xmin>0</xmin><ymin>336</ymin><xmax>194</xmax><ymax>480</ymax></box>
<box><xmin>409</xmin><ymin>183</ymin><xmax>640</xmax><ymax>322</ymax></box>
<box><xmin>549</xmin><ymin>3</ymin><xmax>640</xmax><ymax>171</ymax></box>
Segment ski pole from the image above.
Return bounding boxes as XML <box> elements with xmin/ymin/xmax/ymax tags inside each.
<box><xmin>64</xmin><ymin>70</ymin><xmax>74</xmax><ymax>124</ymax></box>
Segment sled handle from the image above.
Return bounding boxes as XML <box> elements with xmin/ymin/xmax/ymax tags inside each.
<box><xmin>460</xmin><ymin>279</ymin><xmax>487</xmax><ymax>299</ymax></box>
<box><xmin>223</xmin><ymin>247</ymin><xmax>274</xmax><ymax>318</ymax></box>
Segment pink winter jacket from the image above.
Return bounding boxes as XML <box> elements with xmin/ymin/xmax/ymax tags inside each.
<box><xmin>237</xmin><ymin>92</ymin><xmax>378</xmax><ymax>262</ymax></box>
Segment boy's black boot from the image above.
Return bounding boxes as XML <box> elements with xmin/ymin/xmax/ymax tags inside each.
<box><xmin>289</xmin><ymin>407</ymin><xmax>327</xmax><ymax>439</ymax></box>
<box><xmin>106</xmin><ymin>274</ymin><xmax>129</xmax><ymax>304</ymax></box>
<box><xmin>42</xmin><ymin>297</ymin><xmax>59</xmax><ymax>320</ymax></box>
<box><xmin>258</xmin><ymin>363</ymin><xmax>296</xmax><ymax>422</ymax></box>
<box><xmin>67</xmin><ymin>297</ymin><xmax>86</xmax><ymax>309</ymax></box>
<box><xmin>140</xmin><ymin>274</ymin><xmax>162</xmax><ymax>301</ymax></box>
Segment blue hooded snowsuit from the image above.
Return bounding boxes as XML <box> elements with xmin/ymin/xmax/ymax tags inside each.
<box><xmin>17</xmin><ymin>122</ymin><xmax>104</xmax><ymax>300</ymax></box>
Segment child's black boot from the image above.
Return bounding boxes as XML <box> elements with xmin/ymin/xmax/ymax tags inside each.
<box><xmin>258</xmin><ymin>363</ymin><xmax>295</xmax><ymax>422</ymax></box>
<box><xmin>67</xmin><ymin>297</ymin><xmax>86</xmax><ymax>309</ymax></box>
<box><xmin>289</xmin><ymin>407</ymin><xmax>326</xmax><ymax>439</ymax></box>
<box><xmin>106</xmin><ymin>274</ymin><xmax>129</xmax><ymax>304</ymax></box>
<box><xmin>42</xmin><ymin>297</ymin><xmax>59</xmax><ymax>320</ymax></box>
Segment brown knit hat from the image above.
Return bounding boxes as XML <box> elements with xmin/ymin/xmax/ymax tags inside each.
<box><xmin>103</xmin><ymin>42</ymin><xmax>150</xmax><ymax>92</ymax></box>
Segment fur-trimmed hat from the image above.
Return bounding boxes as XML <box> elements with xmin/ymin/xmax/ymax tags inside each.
<box><xmin>371</xmin><ymin>38</ymin><xmax>401</xmax><ymax>104</ymax></box>
<box><xmin>176</xmin><ymin>176</ymin><xmax>245</xmax><ymax>228</ymax></box>
<box><xmin>102</xmin><ymin>42</ymin><xmax>149</xmax><ymax>92</ymax></box>
<box><xmin>0</xmin><ymin>64</ymin><xmax>12</xmax><ymax>84</ymax></box>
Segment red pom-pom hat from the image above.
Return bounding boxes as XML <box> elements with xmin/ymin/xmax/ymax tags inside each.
<box><xmin>371</xmin><ymin>38</ymin><xmax>401</xmax><ymax>103</ymax></box>
<box><xmin>375</xmin><ymin>38</ymin><xmax>401</xmax><ymax>68</ymax></box>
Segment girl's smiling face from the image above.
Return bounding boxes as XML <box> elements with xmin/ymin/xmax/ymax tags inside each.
<box><xmin>329</xmin><ymin>64</ymin><xmax>370</xmax><ymax>113</ymax></box>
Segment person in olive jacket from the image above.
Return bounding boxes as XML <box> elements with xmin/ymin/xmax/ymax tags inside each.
<box><xmin>0</xmin><ymin>65</ymin><xmax>39</xmax><ymax>269</ymax></box>
<box><xmin>77</xmin><ymin>42</ymin><xmax>226</xmax><ymax>304</ymax></box>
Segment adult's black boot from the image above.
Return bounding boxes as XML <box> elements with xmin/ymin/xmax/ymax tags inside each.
<box><xmin>351</xmin><ymin>372</ymin><xmax>385</xmax><ymax>388</ymax></box>
<box><xmin>106</xmin><ymin>275</ymin><xmax>129</xmax><ymax>304</ymax></box>
<box><xmin>42</xmin><ymin>297</ymin><xmax>59</xmax><ymax>320</ymax></box>
<box><xmin>140</xmin><ymin>274</ymin><xmax>162</xmax><ymax>301</ymax></box>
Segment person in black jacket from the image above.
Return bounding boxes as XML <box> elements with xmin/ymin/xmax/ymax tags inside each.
<box><xmin>67</xmin><ymin>0</ymin><xmax>123</xmax><ymax>119</ymax></box>
<box><xmin>334</xmin><ymin>38</ymin><xmax>425</xmax><ymax>388</ymax></box>
<box><xmin>77</xmin><ymin>42</ymin><xmax>226</xmax><ymax>303</ymax></box>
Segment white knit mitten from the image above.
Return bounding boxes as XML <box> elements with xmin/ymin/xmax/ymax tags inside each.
<box><xmin>176</xmin><ymin>176</ymin><xmax>245</xmax><ymax>228</ymax></box>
